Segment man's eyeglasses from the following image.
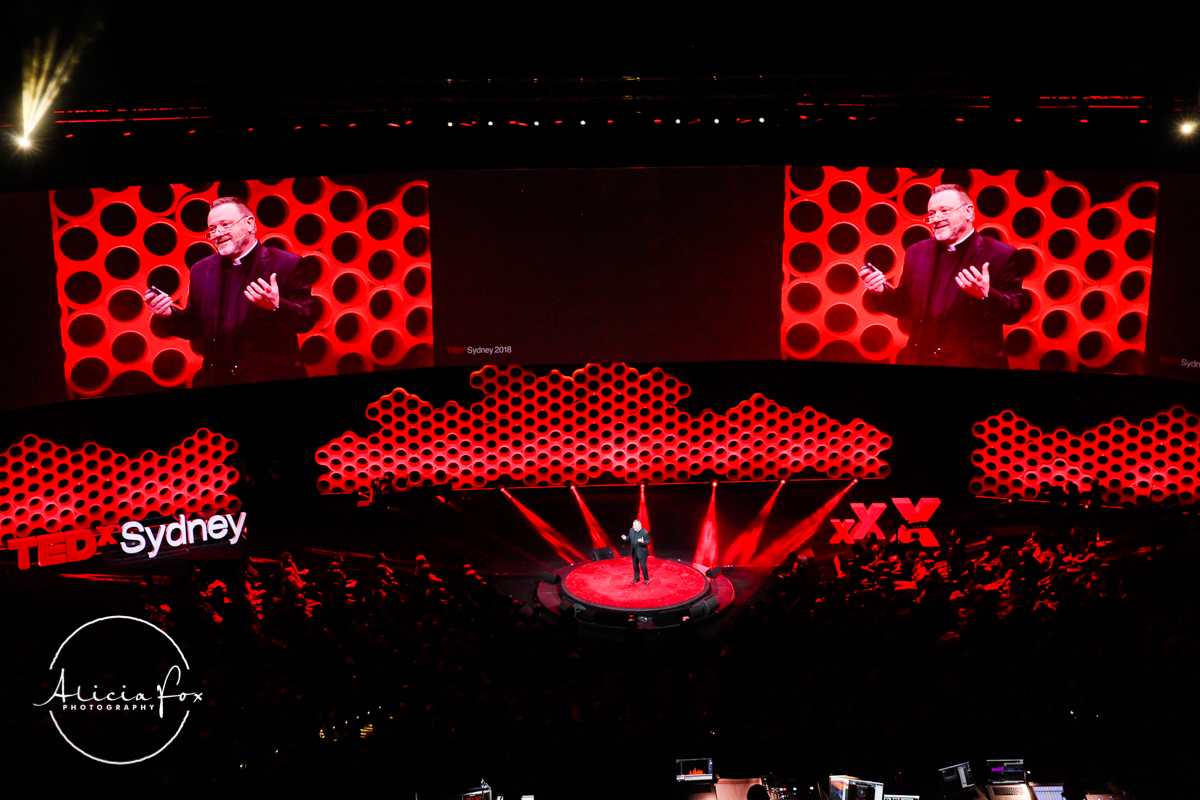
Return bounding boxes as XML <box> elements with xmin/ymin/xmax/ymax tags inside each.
<box><xmin>925</xmin><ymin>203</ymin><xmax>969</xmax><ymax>224</ymax></box>
<box><xmin>205</xmin><ymin>215</ymin><xmax>251</xmax><ymax>239</ymax></box>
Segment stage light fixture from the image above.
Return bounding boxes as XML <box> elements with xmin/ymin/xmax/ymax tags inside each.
<box><xmin>759</xmin><ymin>117</ymin><xmax>764</xmax><ymax>122</ymax></box>
<box><xmin>580</xmin><ymin>120</ymin><xmax>586</xmax><ymax>125</ymax></box>
<box><xmin>714</xmin><ymin>118</ymin><xmax>719</xmax><ymax>123</ymax></box>
<box><xmin>676</xmin><ymin>119</ymin><xmax>680</xmax><ymax>123</ymax></box>
<box><xmin>447</xmin><ymin>122</ymin><xmax>452</xmax><ymax>127</ymax></box>
<box><xmin>1182</xmin><ymin>121</ymin><xmax>1197</xmax><ymax>135</ymax></box>
<box><xmin>534</xmin><ymin>121</ymin><xmax>539</xmax><ymax>126</ymax></box>
<box><xmin>17</xmin><ymin>135</ymin><xmax>31</xmax><ymax>149</ymax></box>
<box><xmin>711</xmin><ymin>480</ymin><xmax>718</xmax><ymax>487</ymax></box>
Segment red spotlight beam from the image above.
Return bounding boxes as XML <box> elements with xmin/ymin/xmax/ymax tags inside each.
<box><xmin>501</xmin><ymin>489</ymin><xmax>587</xmax><ymax>564</ymax></box>
<box><xmin>693</xmin><ymin>482</ymin><xmax>719</xmax><ymax>567</ymax></box>
<box><xmin>570</xmin><ymin>486</ymin><xmax>614</xmax><ymax>551</ymax></box>
<box><xmin>723</xmin><ymin>480</ymin><xmax>784</xmax><ymax>565</ymax></box>
<box><xmin>751</xmin><ymin>480</ymin><xmax>857</xmax><ymax>567</ymax></box>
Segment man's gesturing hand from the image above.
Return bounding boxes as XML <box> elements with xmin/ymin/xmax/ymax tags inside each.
<box><xmin>858</xmin><ymin>263</ymin><xmax>889</xmax><ymax>293</ymax></box>
<box><xmin>245</xmin><ymin>272</ymin><xmax>281</xmax><ymax>310</ymax></box>
<box><xmin>143</xmin><ymin>289</ymin><xmax>174</xmax><ymax>317</ymax></box>
<box><xmin>954</xmin><ymin>261</ymin><xmax>990</xmax><ymax>300</ymax></box>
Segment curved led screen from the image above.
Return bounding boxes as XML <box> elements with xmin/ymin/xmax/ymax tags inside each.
<box><xmin>1</xmin><ymin>165</ymin><xmax>1194</xmax><ymax>413</ymax></box>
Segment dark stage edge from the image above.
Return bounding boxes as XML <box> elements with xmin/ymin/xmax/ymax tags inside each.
<box><xmin>538</xmin><ymin>557</ymin><xmax>735</xmax><ymax>629</ymax></box>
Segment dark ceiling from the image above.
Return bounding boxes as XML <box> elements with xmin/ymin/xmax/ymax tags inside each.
<box><xmin>4</xmin><ymin>2</ymin><xmax>1195</xmax><ymax>113</ymax></box>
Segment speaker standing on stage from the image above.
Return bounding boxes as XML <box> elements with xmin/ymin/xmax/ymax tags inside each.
<box><xmin>622</xmin><ymin>519</ymin><xmax>650</xmax><ymax>585</ymax></box>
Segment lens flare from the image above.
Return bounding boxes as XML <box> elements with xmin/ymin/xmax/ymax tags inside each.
<box><xmin>21</xmin><ymin>26</ymin><xmax>97</xmax><ymax>144</ymax></box>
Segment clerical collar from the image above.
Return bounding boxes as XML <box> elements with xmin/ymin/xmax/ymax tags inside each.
<box><xmin>232</xmin><ymin>240</ymin><xmax>259</xmax><ymax>266</ymax></box>
<box><xmin>945</xmin><ymin>228</ymin><xmax>976</xmax><ymax>252</ymax></box>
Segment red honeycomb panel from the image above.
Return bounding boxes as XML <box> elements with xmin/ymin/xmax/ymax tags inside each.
<box><xmin>0</xmin><ymin>429</ymin><xmax>239</xmax><ymax>539</ymax></box>
<box><xmin>315</xmin><ymin>364</ymin><xmax>892</xmax><ymax>492</ymax></box>
<box><xmin>782</xmin><ymin>167</ymin><xmax>1156</xmax><ymax>370</ymax></box>
<box><xmin>970</xmin><ymin>407</ymin><xmax>1199</xmax><ymax>505</ymax></box>
<box><xmin>52</xmin><ymin>178</ymin><xmax>432</xmax><ymax>396</ymax></box>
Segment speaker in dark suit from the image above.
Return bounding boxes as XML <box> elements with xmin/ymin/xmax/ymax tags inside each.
<box><xmin>859</xmin><ymin>183</ymin><xmax>1030</xmax><ymax>369</ymax></box>
<box><xmin>146</xmin><ymin>197</ymin><xmax>319</xmax><ymax>387</ymax></box>
<box><xmin>622</xmin><ymin>519</ymin><xmax>651</xmax><ymax>584</ymax></box>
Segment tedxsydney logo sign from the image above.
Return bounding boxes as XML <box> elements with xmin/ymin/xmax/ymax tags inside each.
<box><xmin>35</xmin><ymin>616</ymin><xmax>203</xmax><ymax>764</ymax></box>
<box><xmin>8</xmin><ymin>511</ymin><xmax>246</xmax><ymax>570</ymax></box>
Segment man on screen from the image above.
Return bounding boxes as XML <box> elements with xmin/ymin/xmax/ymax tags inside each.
<box><xmin>858</xmin><ymin>183</ymin><xmax>1029</xmax><ymax>369</ymax></box>
<box><xmin>144</xmin><ymin>197</ymin><xmax>318</xmax><ymax>386</ymax></box>
<box><xmin>621</xmin><ymin>518</ymin><xmax>651</xmax><ymax>585</ymax></box>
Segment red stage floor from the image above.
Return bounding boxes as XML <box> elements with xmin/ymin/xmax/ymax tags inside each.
<box><xmin>561</xmin><ymin>557</ymin><xmax>709</xmax><ymax>610</ymax></box>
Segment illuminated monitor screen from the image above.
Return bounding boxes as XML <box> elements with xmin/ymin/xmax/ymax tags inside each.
<box><xmin>940</xmin><ymin>762</ymin><xmax>975</xmax><ymax>790</ymax></box>
<box><xmin>1032</xmin><ymin>786</ymin><xmax>1064</xmax><ymax>800</ymax></box>
<box><xmin>987</xmin><ymin>759</ymin><xmax>1026</xmax><ymax>784</ymax></box>
<box><xmin>5</xmin><ymin>165</ymin><xmax>1199</xmax><ymax>415</ymax></box>
<box><xmin>830</xmin><ymin>776</ymin><xmax>884</xmax><ymax>800</ymax></box>
<box><xmin>676</xmin><ymin>757</ymin><xmax>713</xmax><ymax>782</ymax></box>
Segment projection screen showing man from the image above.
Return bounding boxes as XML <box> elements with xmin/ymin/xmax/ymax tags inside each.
<box><xmin>144</xmin><ymin>197</ymin><xmax>319</xmax><ymax>387</ymax></box>
<box><xmin>857</xmin><ymin>183</ymin><xmax>1031</xmax><ymax>368</ymax></box>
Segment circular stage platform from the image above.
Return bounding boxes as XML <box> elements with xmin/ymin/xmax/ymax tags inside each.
<box><xmin>563</xmin><ymin>557</ymin><xmax>709</xmax><ymax>610</ymax></box>
<box><xmin>538</xmin><ymin>556</ymin><xmax>735</xmax><ymax>629</ymax></box>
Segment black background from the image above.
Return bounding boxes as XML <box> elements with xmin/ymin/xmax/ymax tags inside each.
<box><xmin>431</xmin><ymin>166</ymin><xmax>784</xmax><ymax>366</ymax></box>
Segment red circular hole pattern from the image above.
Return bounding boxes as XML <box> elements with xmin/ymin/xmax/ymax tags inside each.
<box><xmin>0</xmin><ymin>429</ymin><xmax>240</xmax><ymax>538</ymax></box>
<box><xmin>51</xmin><ymin>178</ymin><xmax>431</xmax><ymax>396</ymax></box>
<box><xmin>782</xmin><ymin>168</ymin><xmax>1156</xmax><ymax>370</ymax></box>
<box><xmin>315</xmin><ymin>363</ymin><xmax>892</xmax><ymax>492</ymax></box>
<box><xmin>969</xmin><ymin>407</ymin><xmax>1198</xmax><ymax>506</ymax></box>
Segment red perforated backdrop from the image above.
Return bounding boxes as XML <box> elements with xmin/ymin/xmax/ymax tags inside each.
<box><xmin>316</xmin><ymin>363</ymin><xmax>892</xmax><ymax>492</ymax></box>
<box><xmin>0</xmin><ymin>429</ymin><xmax>239</xmax><ymax>539</ymax></box>
<box><xmin>51</xmin><ymin>177</ymin><xmax>432</xmax><ymax>397</ymax></box>
<box><xmin>782</xmin><ymin>167</ymin><xmax>1157</xmax><ymax>370</ymax></box>
<box><xmin>970</xmin><ymin>407</ymin><xmax>1199</xmax><ymax>505</ymax></box>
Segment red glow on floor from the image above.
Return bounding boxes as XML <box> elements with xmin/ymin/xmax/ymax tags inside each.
<box><xmin>693</xmin><ymin>483</ymin><xmax>718</xmax><ymax>567</ymax></box>
<box><xmin>563</xmin><ymin>558</ymin><xmax>708</xmax><ymax>610</ymax></box>
<box><xmin>751</xmin><ymin>481</ymin><xmax>856</xmax><ymax>566</ymax></box>
<box><xmin>571</xmin><ymin>486</ymin><xmax>613</xmax><ymax>550</ymax></box>
<box><xmin>723</xmin><ymin>481</ymin><xmax>784</xmax><ymax>565</ymax></box>
<box><xmin>501</xmin><ymin>489</ymin><xmax>586</xmax><ymax>564</ymax></box>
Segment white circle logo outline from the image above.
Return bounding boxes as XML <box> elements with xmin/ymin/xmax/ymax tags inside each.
<box><xmin>46</xmin><ymin>614</ymin><xmax>193</xmax><ymax>765</ymax></box>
